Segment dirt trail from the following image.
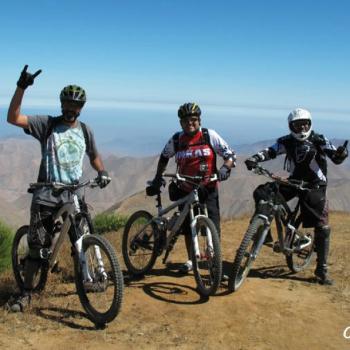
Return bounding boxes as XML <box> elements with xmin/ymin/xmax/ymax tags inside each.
<box><xmin>0</xmin><ymin>213</ymin><xmax>349</xmax><ymax>350</ymax></box>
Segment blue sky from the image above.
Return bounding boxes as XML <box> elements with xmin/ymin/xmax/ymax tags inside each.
<box><xmin>1</xmin><ymin>1</ymin><xmax>349</xmax><ymax>108</ymax></box>
<box><xmin>0</xmin><ymin>1</ymin><xmax>349</xmax><ymax>153</ymax></box>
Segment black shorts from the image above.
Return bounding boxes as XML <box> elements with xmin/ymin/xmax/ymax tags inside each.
<box><xmin>168</xmin><ymin>183</ymin><xmax>221</xmax><ymax>236</ymax></box>
<box><xmin>254</xmin><ymin>182</ymin><xmax>328</xmax><ymax>228</ymax></box>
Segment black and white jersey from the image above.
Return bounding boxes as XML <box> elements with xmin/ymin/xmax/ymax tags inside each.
<box><xmin>253</xmin><ymin>132</ymin><xmax>339</xmax><ymax>184</ymax></box>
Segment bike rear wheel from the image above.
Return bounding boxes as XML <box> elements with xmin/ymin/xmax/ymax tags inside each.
<box><xmin>191</xmin><ymin>216</ymin><xmax>222</xmax><ymax>297</ymax></box>
<box><xmin>12</xmin><ymin>225</ymin><xmax>48</xmax><ymax>292</ymax></box>
<box><xmin>122</xmin><ymin>210</ymin><xmax>158</xmax><ymax>276</ymax></box>
<box><xmin>286</xmin><ymin>225</ymin><xmax>315</xmax><ymax>273</ymax></box>
<box><xmin>75</xmin><ymin>234</ymin><xmax>124</xmax><ymax>326</ymax></box>
<box><xmin>228</xmin><ymin>217</ymin><xmax>266</xmax><ymax>292</ymax></box>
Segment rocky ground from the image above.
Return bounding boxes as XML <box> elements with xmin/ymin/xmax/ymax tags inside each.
<box><xmin>0</xmin><ymin>212</ymin><xmax>349</xmax><ymax>349</ymax></box>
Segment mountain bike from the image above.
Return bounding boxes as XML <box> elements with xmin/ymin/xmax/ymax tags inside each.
<box><xmin>228</xmin><ymin>165</ymin><xmax>315</xmax><ymax>292</ymax></box>
<box><xmin>122</xmin><ymin>173</ymin><xmax>222</xmax><ymax>297</ymax></box>
<box><xmin>12</xmin><ymin>179</ymin><xmax>124</xmax><ymax>326</ymax></box>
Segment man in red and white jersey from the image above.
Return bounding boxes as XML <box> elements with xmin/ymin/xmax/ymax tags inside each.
<box><xmin>149</xmin><ymin>102</ymin><xmax>236</xmax><ymax>273</ymax></box>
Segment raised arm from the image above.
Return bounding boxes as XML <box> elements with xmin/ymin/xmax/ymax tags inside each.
<box><xmin>322</xmin><ymin>138</ymin><xmax>348</xmax><ymax>164</ymax></box>
<box><xmin>7</xmin><ymin>87</ymin><xmax>29</xmax><ymax>128</ymax></box>
<box><xmin>7</xmin><ymin>65</ymin><xmax>42</xmax><ymax>128</ymax></box>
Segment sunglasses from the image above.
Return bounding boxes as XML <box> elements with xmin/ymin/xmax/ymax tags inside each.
<box><xmin>181</xmin><ymin>116</ymin><xmax>200</xmax><ymax>124</ymax></box>
<box><xmin>62</xmin><ymin>101</ymin><xmax>84</xmax><ymax>109</ymax></box>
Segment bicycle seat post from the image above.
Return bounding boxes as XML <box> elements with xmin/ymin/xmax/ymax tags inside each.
<box><xmin>156</xmin><ymin>192</ymin><xmax>162</xmax><ymax>213</ymax></box>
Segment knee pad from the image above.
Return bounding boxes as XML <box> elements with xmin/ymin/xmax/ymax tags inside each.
<box><xmin>28</xmin><ymin>212</ymin><xmax>52</xmax><ymax>250</ymax></box>
<box><xmin>315</xmin><ymin>225</ymin><xmax>331</xmax><ymax>239</ymax></box>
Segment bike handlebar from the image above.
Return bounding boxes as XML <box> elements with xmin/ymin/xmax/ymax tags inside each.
<box><xmin>29</xmin><ymin>178</ymin><xmax>100</xmax><ymax>192</ymax></box>
<box><xmin>252</xmin><ymin>165</ymin><xmax>311</xmax><ymax>191</ymax></box>
<box><xmin>163</xmin><ymin>173</ymin><xmax>218</xmax><ymax>184</ymax></box>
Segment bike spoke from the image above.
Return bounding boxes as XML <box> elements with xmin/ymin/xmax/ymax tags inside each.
<box><xmin>192</xmin><ymin>217</ymin><xmax>221</xmax><ymax>297</ymax></box>
<box><xmin>122</xmin><ymin>211</ymin><xmax>158</xmax><ymax>276</ymax></box>
<box><xmin>76</xmin><ymin>235</ymin><xmax>123</xmax><ymax>325</ymax></box>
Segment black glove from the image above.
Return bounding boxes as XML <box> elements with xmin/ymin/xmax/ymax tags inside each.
<box><xmin>17</xmin><ymin>65</ymin><xmax>42</xmax><ymax>90</ymax></box>
<box><xmin>335</xmin><ymin>141</ymin><xmax>348</xmax><ymax>160</ymax></box>
<box><xmin>218</xmin><ymin>164</ymin><xmax>231</xmax><ymax>181</ymax></box>
<box><xmin>146</xmin><ymin>175</ymin><xmax>164</xmax><ymax>196</ymax></box>
<box><xmin>245</xmin><ymin>157</ymin><xmax>258</xmax><ymax>171</ymax></box>
<box><xmin>97</xmin><ymin>170</ymin><xmax>111</xmax><ymax>188</ymax></box>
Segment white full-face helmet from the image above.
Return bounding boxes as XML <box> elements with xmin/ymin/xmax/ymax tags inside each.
<box><xmin>288</xmin><ymin>108</ymin><xmax>312</xmax><ymax>141</ymax></box>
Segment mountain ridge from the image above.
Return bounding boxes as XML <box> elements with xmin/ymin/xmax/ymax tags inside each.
<box><xmin>0</xmin><ymin>137</ymin><xmax>349</xmax><ymax>227</ymax></box>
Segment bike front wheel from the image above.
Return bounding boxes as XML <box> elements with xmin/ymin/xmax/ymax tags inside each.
<box><xmin>228</xmin><ymin>217</ymin><xmax>266</xmax><ymax>292</ymax></box>
<box><xmin>122</xmin><ymin>210</ymin><xmax>158</xmax><ymax>276</ymax></box>
<box><xmin>286</xmin><ymin>226</ymin><xmax>315</xmax><ymax>273</ymax></box>
<box><xmin>191</xmin><ymin>216</ymin><xmax>222</xmax><ymax>297</ymax></box>
<box><xmin>12</xmin><ymin>225</ymin><xmax>48</xmax><ymax>292</ymax></box>
<box><xmin>74</xmin><ymin>234</ymin><xmax>124</xmax><ymax>326</ymax></box>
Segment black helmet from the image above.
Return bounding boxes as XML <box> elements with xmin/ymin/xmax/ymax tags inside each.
<box><xmin>178</xmin><ymin>102</ymin><xmax>201</xmax><ymax>119</ymax></box>
<box><xmin>60</xmin><ymin>85</ymin><xmax>86</xmax><ymax>105</ymax></box>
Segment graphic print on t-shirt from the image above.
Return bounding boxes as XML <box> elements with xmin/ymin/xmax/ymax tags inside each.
<box><xmin>46</xmin><ymin>124</ymin><xmax>86</xmax><ymax>183</ymax></box>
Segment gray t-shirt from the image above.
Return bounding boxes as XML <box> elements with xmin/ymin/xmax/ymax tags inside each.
<box><xmin>25</xmin><ymin>115</ymin><xmax>98</xmax><ymax>184</ymax></box>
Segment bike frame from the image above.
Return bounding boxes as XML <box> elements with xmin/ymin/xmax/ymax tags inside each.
<box><xmin>136</xmin><ymin>173</ymin><xmax>218</xmax><ymax>261</ymax></box>
<box><xmin>30</xmin><ymin>180</ymin><xmax>104</xmax><ymax>282</ymax></box>
<box><xmin>153</xmin><ymin>186</ymin><xmax>210</xmax><ymax>259</ymax></box>
<box><xmin>254</xmin><ymin>173</ymin><xmax>312</xmax><ymax>256</ymax></box>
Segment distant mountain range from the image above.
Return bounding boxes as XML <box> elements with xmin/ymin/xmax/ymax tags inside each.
<box><xmin>0</xmin><ymin>137</ymin><xmax>349</xmax><ymax>228</ymax></box>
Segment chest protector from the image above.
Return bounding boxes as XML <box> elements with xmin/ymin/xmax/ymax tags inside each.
<box><xmin>173</xmin><ymin>129</ymin><xmax>216</xmax><ymax>191</ymax></box>
<box><xmin>279</xmin><ymin>132</ymin><xmax>328</xmax><ymax>183</ymax></box>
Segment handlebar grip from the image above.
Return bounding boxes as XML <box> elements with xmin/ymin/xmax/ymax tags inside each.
<box><xmin>344</xmin><ymin>140</ymin><xmax>348</xmax><ymax>148</ymax></box>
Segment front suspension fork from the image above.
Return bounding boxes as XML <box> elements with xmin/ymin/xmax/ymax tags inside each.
<box><xmin>71</xmin><ymin>215</ymin><xmax>106</xmax><ymax>282</ymax></box>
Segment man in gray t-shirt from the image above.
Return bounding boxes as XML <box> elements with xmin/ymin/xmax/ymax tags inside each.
<box><xmin>6</xmin><ymin>65</ymin><xmax>111</xmax><ymax>312</ymax></box>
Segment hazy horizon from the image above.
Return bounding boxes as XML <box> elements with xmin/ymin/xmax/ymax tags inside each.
<box><xmin>1</xmin><ymin>105</ymin><xmax>348</xmax><ymax>156</ymax></box>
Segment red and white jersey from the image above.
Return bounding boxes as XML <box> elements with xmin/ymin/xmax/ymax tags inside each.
<box><xmin>161</xmin><ymin>128</ymin><xmax>235</xmax><ymax>191</ymax></box>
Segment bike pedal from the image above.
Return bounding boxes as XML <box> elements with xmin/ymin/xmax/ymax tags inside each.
<box><xmin>272</xmin><ymin>242</ymin><xmax>281</xmax><ymax>253</ymax></box>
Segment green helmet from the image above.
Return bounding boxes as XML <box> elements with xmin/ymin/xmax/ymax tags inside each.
<box><xmin>60</xmin><ymin>85</ymin><xmax>86</xmax><ymax>105</ymax></box>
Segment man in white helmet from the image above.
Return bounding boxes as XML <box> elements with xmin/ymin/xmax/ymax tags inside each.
<box><xmin>245</xmin><ymin>108</ymin><xmax>348</xmax><ymax>285</ymax></box>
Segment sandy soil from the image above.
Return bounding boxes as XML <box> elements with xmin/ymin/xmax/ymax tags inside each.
<box><xmin>0</xmin><ymin>212</ymin><xmax>349</xmax><ymax>350</ymax></box>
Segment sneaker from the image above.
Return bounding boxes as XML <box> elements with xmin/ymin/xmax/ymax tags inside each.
<box><xmin>6</xmin><ymin>294</ymin><xmax>31</xmax><ymax>313</ymax></box>
<box><xmin>178</xmin><ymin>260</ymin><xmax>193</xmax><ymax>274</ymax></box>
